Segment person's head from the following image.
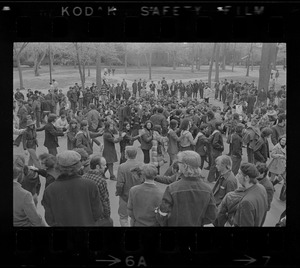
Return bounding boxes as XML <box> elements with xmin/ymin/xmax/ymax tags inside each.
<box><xmin>39</xmin><ymin>153</ymin><xmax>56</xmax><ymax>170</ymax></box>
<box><xmin>180</xmin><ymin>118</ymin><xmax>190</xmax><ymax>131</ymax></box>
<box><xmin>170</xmin><ymin>119</ymin><xmax>178</xmax><ymax>130</ymax></box>
<box><xmin>261</xmin><ymin>127</ymin><xmax>273</xmax><ymax>138</ymax></box>
<box><xmin>277</xmin><ymin>113</ymin><xmax>286</xmax><ymax>126</ymax></box>
<box><xmin>207</xmin><ymin>110</ymin><xmax>215</xmax><ymax>120</ymax></box>
<box><xmin>255</xmin><ymin>162</ymin><xmax>269</xmax><ymax>179</ymax></box>
<box><xmin>90</xmin><ymin>154</ymin><xmax>106</xmax><ymax>172</ymax></box>
<box><xmin>145</xmin><ymin>121</ymin><xmax>153</xmax><ymax>130</ymax></box>
<box><xmin>215</xmin><ymin>120</ymin><xmax>223</xmax><ymax>131</ymax></box>
<box><xmin>141</xmin><ymin>163</ymin><xmax>158</xmax><ymax>181</ymax></box>
<box><xmin>89</xmin><ymin>103</ymin><xmax>96</xmax><ymax>110</ymax></box>
<box><xmin>177</xmin><ymin>151</ymin><xmax>201</xmax><ymax>178</ymax></box>
<box><xmin>153</xmin><ymin>125</ymin><xmax>162</xmax><ymax>134</ymax></box>
<box><xmin>237</xmin><ymin>163</ymin><xmax>259</xmax><ymax>187</ymax></box>
<box><xmin>278</xmin><ymin>135</ymin><xmax>286</xmax><ymax>147</ymax></box>
<box><xmin>56</xmin><ymin>150</ymin><xmax>82</xmax><ymax>176</ymax></box>
<box><xmin>235</xmin><ymin>123</ymin><xmax>244</xmax><ymax>134</ymax></box>
<box><xmin>69</xmin><ymin>119</ymin><xmax>78</xmax><ymax>129</ymax></box>
<box><xmin>200</xmin><ymin>123</ymin><xmax>208</xmax><ymax>134</ymax></box>
<box><xmin>48</xmin><ymin>114</ymin><xmax>57</xmax><ymax>124</ymax></box>
<box><xmin>60</xmin><ymin>113</ymin><xmax>66</xmax><ymax>121</ymax></box>
<box><xmin>80</xmin><ymin>120</ymin><xmax>89</xmax><ymax>131</ymax></box>
<box><xmin>215</xmin><ymin>155</ymin><xmax>232</xmax><ymax>174</ymax></box>
<box><xmin>26</xmin><ymin>119</ymin><xmax>35</xmax><ymax>129</ymax></box>
<box><xmin>18</xmin><ymin>100</ymin><xmax>24</xmax><ymax>107</ymax></box>
<box><xmin>73</xmin><ymin>148</ymin><xmax>89</xmax><ymax>162</ymax></box>
<box><xmin>232</xmin><ymin>113</ymin><xmax>239</xmax><ymax>120</ymax></box>
<box><xmin>125</xmin><ymin>146</ymin><xmax>137</xmax><ymax>160</ymax></box>
<box><xmin>123</xmin><ymin>121</ymin><xmax>131</xmax><ymax>131</ymax></box>
<box><xmin>13</xmin><ymin>155</ymin><xmax>25</xmax><ymax>181</ymax></box>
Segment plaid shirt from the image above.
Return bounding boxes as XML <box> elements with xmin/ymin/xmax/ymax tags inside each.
<box><xmin>82</xmin><ymin>170</ymin><xmax>110</xmax><ymax>219</ymax></box>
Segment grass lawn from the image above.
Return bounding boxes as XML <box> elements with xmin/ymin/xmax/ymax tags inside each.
<box><xmin>13</xmin><ymin>65</ymin><xmax>286</xmax><ymax>93</ymax></box>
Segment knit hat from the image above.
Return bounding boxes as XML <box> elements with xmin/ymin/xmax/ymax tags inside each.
<box><xmin>57</xmin><ymin>151</ymin><xmax>81</xmax><ymax>167</ymax></box>
<box><xmin>240</xmin><ymin>163</ymin><xmax>259</xmax><ymax>179</ymax></box>
<box><xmin>26</xmin><ymin>119</ymin><xmax>36</xmax><ymax>127</ymax></box>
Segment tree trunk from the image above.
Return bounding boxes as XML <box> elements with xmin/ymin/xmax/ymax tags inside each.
<box><xmin>75</xmin><ymin>43</ymin><xmax>85</xmax><ymax>90</ymax></box>
<box><xmin>221</xmin><ymin>43</ymin><xmax>226</xmax><ymax>70</ymax></box>
<box><xmin>232</xmin><ymin>43</ymin><xmax>236</xmax><ymax>72</ymax></box>
<box><xmin>166</xmin><ymin>51</ymin><xmax>170</xmax><ymax>66</ymax></box>
<box><xmin>34</xmin><ymin>51</ymin><xmax>46</xmax><ymax>77</ymax></box>
<box><xmin>257</xmin><ymin>43</ymin><xmax>277</xmax><ymax>106</ymax></box>
<box><xmin>208</xmin><ymin>43</ymin><xmax>217</xmax><ymax>87</ymax></box>
<box><xmin>148</xmin><ymin>52</ymin><xmax>152</xmax><ymax>80</ymax></box>
<box><xmin>48</xmin><ymin>44</ymin><xmax>52</xmax><ymax>83</ymax></box>
<box><xmin>214</xmin><ymin>43</ymin><xmax>220</xmax><ymax>82</ymax></box>
<box><xmin>96</xmin><ymin>50</ymin><xmax>102</xmax><ymax>88</ymax></box>
<box><xmin>83</xmin><ymin>61</ymin><xmax>86</xmax><ymax>84</ymax></box>
<box><xmin>173</xmin><ymin>50</ymin><xmax>176</xmax><ymax>70</ymax></box>
<box><xmin>246</xmin><ymin>43</ymin><xmax>253</xmax><ymax>77</ymax></box>
<box><xmin>191</xmin><ymin>44</ymin><xmax>195</xmax><ymax>73</ymax></box>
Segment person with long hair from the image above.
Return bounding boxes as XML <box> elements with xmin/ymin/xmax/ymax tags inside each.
<box><xmin>119</xmin><ymin>121</ymin><xmax>140</xmax><ymax>164</ymax></box>
<box><xmin>140</xmin><ymin>120</ymin><xmax>154</xmax><ymax>164</ymax></box>
<box><xmin>102</xmin><ymin>122</ymin><xmax>122</xmax><ymax>180</ymax></box>
<box><xmin>67</xmin><ymin>119</ymin><xmax>79</xmax><ymax>150</ymax></box>
<box><xmin>178</xmin><ymin>118</ymin><xmax>197</xmax><ymax>151</ymax></box>
<box><xmin>22</xmin><ymin>119</ymin><xmax>41</xmax><ymax>168</ymax></box>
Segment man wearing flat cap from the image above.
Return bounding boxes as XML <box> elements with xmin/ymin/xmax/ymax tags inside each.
<box><xmin>155</xmin><ymin>151</ymin><xmax>217</xmax><ymax>226</ymax></box>
<box><xmin>42</xmin><ymin>150</ymin><xmax>104</xmax><ymax>226</ymax></box>
<box><xmin>216</xmin><ymin>163</ymin><xmax>268</xmax><ymax>227</ymax></box>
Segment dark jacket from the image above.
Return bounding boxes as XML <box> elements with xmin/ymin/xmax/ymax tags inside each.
<box><xmin>230</xmin><ymin>132</ymin><xmax>243</xmax><ymax>158</ymax></box>
<box><xmin>102</xmin><ymin>130</ymin><xmax>121</xmax><ymax>163</ymax></box>
<box><xmin>67</xmin><ymin>129</ymin><xmax>78</xmax><ymax>150</ymax></box>
<box><xmin>167</xmin><ymin>129</ymin><xmax>180</xmax><ymax>155</ymax></box>
<box><xmin>17</xmin><ymin>105</ymin><xmax>28</xmax><ymax>129</ymax></box>
<box><xmin>157</xmin><ymin>176</ymin><xmax>217</xmax><ymax>226</ymax></box>
<box><xmin>253</xmin><ymin>136</ymin><xmax>269</xmax><ymax>163</ymax></box>
<box><xmin>42</xmin><ymin>174</ymin><xmax>103</xmax><ymax>226</ymax></box>
<box><xmin>233</xmin><ymin>183</ymin><xmax>268</xmax><ymax>226</ymax></box>
<box><xmin>22</xmin><ymin>128</ymin><xmax>38</xmax><ymax>150</ymax></box>
<box><xmin>212</xmin><ymin>171</ymin><xmax>238</xmax><ymax>206</ymax></box>
<box><xmin>37</xmin><ymin>123</ymin><xmax>64</xmax><ymax>149</ymax></box>
<box><xmin>195</xmin><ymin>132</ymin><xmax>208</xmax><ymax>156</ymax></box>
<box><xmin>150</xmin><ymin>113</ymin><xmax>168</xmax><ymax>132</ymax></box>
<box><xmin>209</xmin><ymin>130</ymin><xmax>224</xmax><ymax>154</ymax></box>
<box><xmin>258</xmin><ymin>177</ymin><xmax>274</xmax><ymax>211</ymax></box>
<box><xmin>140</xmin><ymin>121</ymin><xmax>153</xmax><ymax>150</ymax></box>
<box><xmin>271</xmin><ymin>124</ymin><xmax>286</xmax><ymax>146</ymax></box>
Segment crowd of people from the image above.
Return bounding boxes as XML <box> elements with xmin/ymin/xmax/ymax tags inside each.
<box><xmin>13</xmin><ymin>75</ymin><xmax>286</xmax><ymax>227</ymax></box>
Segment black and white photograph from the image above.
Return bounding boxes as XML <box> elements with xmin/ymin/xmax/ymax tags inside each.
<box><xmin>13</xmin><ymin>42</ymin><xmax>286</xmax><ymax>227</ymax></box>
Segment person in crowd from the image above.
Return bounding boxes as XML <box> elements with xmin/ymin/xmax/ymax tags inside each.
<box><xmin>155</xmin><ymin>151</ymin><xmax>217</xmax><ymax>226</ymax></box>
<box><xmin>127</xmin><ymin>163</ymin><xmax>163</xmax><ymax>226</ymax></box>
<box><xmin>66</xmin><ymin>119</ymin><xmax>79</xmax><ymax>150</ymax></box>
<box><xmin>73</xmin><ymin>148</ymin><xmax>91</xmax><ymax>176</ymax></box>
<box><xmin>140</xmin><ymin>120</ymin><xmax>154</xmax><ymax>164</ymax></box>
<box><xmin>230</xmin><ymin>123</ymin><xmax>244</xmax><ymax>175</ymax></box>
<box><xmin>212</xmin><ymin>155</ymin><xmax>238</xmax><ymax>207</ymax></box>
<box><xmin>268</xmin><ymin>135</ymin><xmax>286</xmax><ymax>185</ymax></box>
<box><xmin>271</xmin><ymin>113</ymin><xmax>286</xmax><ymax>146</ymax></box>
<box><xmin>82</xmin><ymin>155</ymin><xmax>113</xmax><ymax>226</ymax></box>
<box><xmin>22</xmin><ymin>119</ymin><xmax>41</xmax><ymax>168</ymax></box>
<box><xmin>36</xmin><ymin>153</ymin><xmax>59</xmax><ymax>188</ymax></box>
<box><xmin>234</xmin><ymin>163</ymin><xmax>268</xmax><ymax>226</ymax></box>
<box><xmin>75</xmin><ymin>120</ymin><xmax>103</xmax><ymax>155</ymax></box>
<box><xmin>132</xmin><ymin>80</ymin><xmax>138</xmax><ymax>98</ymax></box>
<box><xmin>151</xmin><ymin>125</ymin><xmax>168</xmax><ymax>174</ymax></box>
<box><xmin>256</xmin><ymin>163</ymin><xmax>274</xmax><ymax>212</ymax></box>
<box><xmin>14</xmin><ymin>100</ymin><xmax>29</xmax><ymax>147</ymax></box>
<box><xmin>242</xmin><ymin>118</ymin><xmax>260</xmax><ymax>164</ymax></box>
<box><xmin>194</xmin><ymin>124</ymin><xmax>209</xmax><ymax>170</ymax></box>
<box><xmin>86</xmin><ymin>103</ymin><xmax>101</xmax><ymax>132</ymax></box>
<box><xmin>150</xmin><ymin>107</ymin><xmax>168</xmax><ymax>136</ymax></box>
<box><xmin>119</xmin><ymin>122</ymin><xmax>140</xmax><ymax>164</ymax></box>
<box><xmin>36</xmin><ymin>114</ymin><xmax>65</xmax><ymax>156</ymax></box>
<box><xmin>253</xmin><ymin>127</ymin><xmax>273</xmax><ymax>164</ymax></box>
<box><xmin>207</xmin><ymin>120</ymin><xmax>224</xmax><ymax>183</ymax></box>
<box><xmin>42</xmin><ymin>150</ymin><xmax>104</xmax><ymax>226</ymax></box>
<box><xmin>54</xmin><ymin>113</ymin><xmax>69</xmax><ymax>131</ymax></box>
<box><xmin>116</xmin><ymin>146</ymin><xmax>144</xmax><ymax>226</ymax></box>
<box><xmin>167</xmin><ymin>119</ymin><xmax>180</xmax><ymax>166</ymax></box>
<box><xmin>13</xmin><ymin>155</ymin><xmax>46</xmax><ymax>226</ymax></box>
<box><xmin>15</xmin><ymin>88</ymin><xmax>25</xmax><ymax>102</ymax></box>
<box><xmin>102</xmin><ymin>122</ymin><xmax>122</xmax><ymax>180</ymax></box>
<box><xmin>178</xmin><ymin>118</ymin><xmax>197</xmax><ymax>151</ymax></box>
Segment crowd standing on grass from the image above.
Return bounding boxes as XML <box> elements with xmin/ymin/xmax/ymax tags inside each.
<box><xmin>13</xmin><ymin>74</ymin><xmax>286</xmax><ymax>227</ymax></box>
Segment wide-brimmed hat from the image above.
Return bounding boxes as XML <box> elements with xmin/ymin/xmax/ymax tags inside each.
<box><xmin>26</xmin><ymin>119</ymin><xmax>36</xmax><ymax>127</ymax></box>
<box><xmin>267</xmin><ymin>110</ymin><xmax>277</xmax><ymax>116</ymax></box>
